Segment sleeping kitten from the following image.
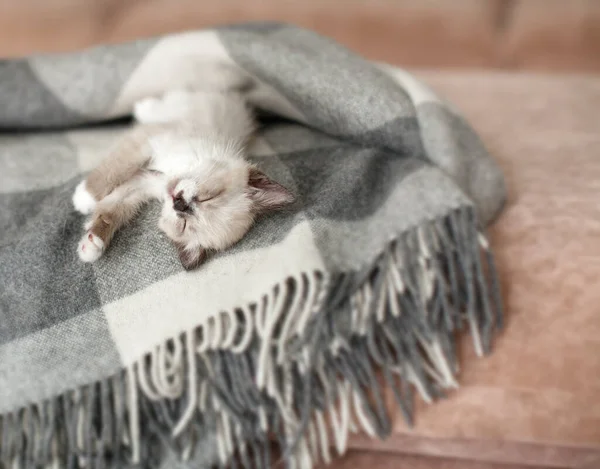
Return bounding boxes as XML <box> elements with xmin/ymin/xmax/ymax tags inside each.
<box><xmin>72</xmin><ymin>90</ymin><xmax>295</xmax><ymax>270</ymax></box>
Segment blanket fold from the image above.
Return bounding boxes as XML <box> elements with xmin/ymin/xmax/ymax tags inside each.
<box><xmin>0</xmin><ymin>22</ymin><xmax>506</xmax><ymax>469</ymax></box>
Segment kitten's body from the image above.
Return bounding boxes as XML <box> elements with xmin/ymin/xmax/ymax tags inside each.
<box><xmin>73</xmin><ymin>90</ymin><xmax>294</xmax><ymax>270</ymax></box>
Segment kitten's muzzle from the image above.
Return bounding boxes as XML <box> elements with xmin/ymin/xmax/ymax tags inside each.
<box><xmin>173</xmin><ymin>195</ymin><xmax>192</xmax><ymax>214</ymax></box>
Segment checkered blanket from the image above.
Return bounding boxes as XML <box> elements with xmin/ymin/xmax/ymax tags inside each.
<box><xmin>0</xmin><ymin>23</ymin><xmax>506</xmax><ymax>469</ymax></box>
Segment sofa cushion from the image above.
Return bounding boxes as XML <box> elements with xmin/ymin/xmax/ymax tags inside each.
<box><xmin>2</xmin><ymin>1</ymin><xmax>599</xmax><ymax>72</ymax></box>
<box><xmin>0</xmin><ymin>1</ymin><xmax>510</xmax><ymax>69</ymax></box>
<box><xmin>502</xmin><ymin>0</ymin><xmax>600</xmax><ymax>72</ymax></box>
<box><xmin>347</xmin><ymin>71</ymin><xmax>600</xmax><ymax>469</ymax></box>
<box><xmin>0</xmin><ymin>1</ymin><xmax>499</xmax><ymax>65</ymax></box>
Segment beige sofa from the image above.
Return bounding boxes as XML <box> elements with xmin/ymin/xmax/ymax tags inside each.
<box><xmin>2</xmin><ymin>1</ymin><xmax>598</xmax><ymax>468</ymax></box>
<box><xmin>2</xmin><ymin>0</ymin><xmax>600</xmax><ymax>72</ymax></box>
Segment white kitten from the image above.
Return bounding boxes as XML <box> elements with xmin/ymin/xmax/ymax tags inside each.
<box><xmin>72</xmin><ymin>90</ymin><xmax>295</xmax><ymax>270</ymax></box>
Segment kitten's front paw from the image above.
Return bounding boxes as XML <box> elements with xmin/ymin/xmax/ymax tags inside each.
<box><xmin>78</xmin><ymin>231</ymin><xmax>105</xmax><ymax>263</ymax></box>
<box><xmin>73</xmin><ymin>181</ymin><xmax>96</xmax><ymax>215</ymax></box>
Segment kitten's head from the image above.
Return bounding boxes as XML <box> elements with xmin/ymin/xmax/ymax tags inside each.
<box><xmin>159</xmin><ymin>158</ymin><xmax>295</xmax><ymax>270</ymax></box>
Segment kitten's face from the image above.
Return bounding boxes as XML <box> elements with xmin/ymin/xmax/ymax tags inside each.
<box><xmin>158</xmin><ymin>159</ymin><xmax>295</xmax><ymax>270</ymax></box>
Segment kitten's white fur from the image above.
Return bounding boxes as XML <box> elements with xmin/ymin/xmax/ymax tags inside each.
<box><xmin>72</xmin><ymin>180</ymin><xmax>97</xmax><ymax>215</ymax></box>
<box><xmin>73</xmin><ymin>90</ymin><xmax>293</xmax><ymax>269</ymax></box>
<box><xmin>78</xmin><ymin>232</ymin><xmax>105</xmax><ymax>262</ymax></box>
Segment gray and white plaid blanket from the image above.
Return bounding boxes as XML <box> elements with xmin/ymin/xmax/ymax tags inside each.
<box><xmin>0</xmin><ymin>23</ymin><xmax>506</xmax><ymax>469</ymax></box>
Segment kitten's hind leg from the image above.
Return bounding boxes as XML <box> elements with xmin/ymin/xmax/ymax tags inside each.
<box><xmin>78</xmin><ymin>213</ymin><xmax>110</xmax><ymax>263</ymax></box>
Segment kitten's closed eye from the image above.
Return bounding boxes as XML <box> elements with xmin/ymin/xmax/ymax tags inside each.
<box><xmin>192</xmin><ymin>190</ymin><xmax>223</xmax><ymax>204</ymax></box>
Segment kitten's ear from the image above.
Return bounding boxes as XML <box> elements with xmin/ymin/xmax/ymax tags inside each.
<box><xmin>175</xmin><ymin>243</ymin><xmax>207</xmax><ymax>271</ymax></box>
<box><xmin>247</xmin><ymin>168</ymin><xmax>295</xmax><ymax>214</ymax></box>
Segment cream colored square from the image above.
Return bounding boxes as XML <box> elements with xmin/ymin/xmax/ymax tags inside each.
<box><xmin>104</xmin><ymin>221</ymin><xmax>325</xmax><ymax>364</ymax></box>
<box><xmin>111</xmin><ymin>30</ymin><xmax>305</xmax><ymax>123</ymax></box>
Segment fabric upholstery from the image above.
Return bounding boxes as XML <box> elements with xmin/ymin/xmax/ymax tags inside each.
<box><xmin>502</xmin><ymin>0</ymin><xmax>600</xmax><ymax>71</ymax></box>
<box><xmin>346</xmin><ymin>71</ymin><xmax>600</xmax><ymax>468</ymax></box>
<box><xmin>317</xmin><ymin>450</ymin><xmax>541</xmax><ymax>469</ymax></box>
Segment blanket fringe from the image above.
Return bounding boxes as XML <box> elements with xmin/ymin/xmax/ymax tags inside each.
<box><xmin>0</xmin><ymin>206</ymin><xmax>502</xmax><ymax>469</ymax></box>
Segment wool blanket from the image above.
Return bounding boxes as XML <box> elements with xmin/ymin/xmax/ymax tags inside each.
<box><xmin>0</xmin><ymin>23</ymin><xmax>506</xmax><ymax>469</ymax></box>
